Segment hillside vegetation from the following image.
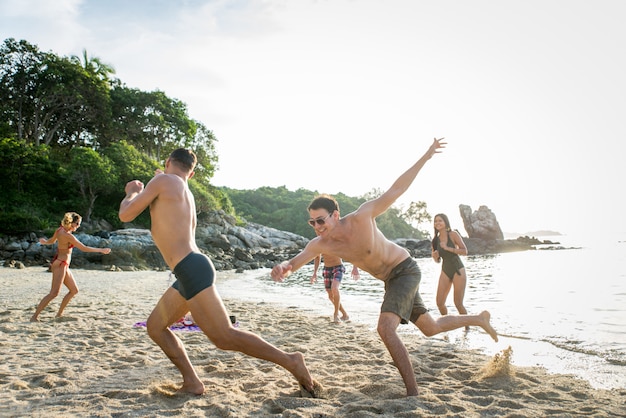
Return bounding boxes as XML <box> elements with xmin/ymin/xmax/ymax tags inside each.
<box><xmin>1</xmin><ymin>38</ymin><xmax>429</xmax><ymax>240</ymax></box>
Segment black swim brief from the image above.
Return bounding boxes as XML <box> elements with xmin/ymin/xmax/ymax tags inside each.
<box><xmin>171</xmin><ymin>252</ymin><xmax>215</xmax><ymax>300</ymax></box>
<box><xmin>381</xmin><ymin>257</ymin><xmax>428</xmax><ymax>324</ymax></box>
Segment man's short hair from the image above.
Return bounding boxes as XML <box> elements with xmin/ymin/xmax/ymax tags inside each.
<box><xmin>169</xmin><ymin>148</ymin><xmax>197</xmax><ymax>172</ymax></box>
<box><xmin>308</xmin><ymin>194</ymin><xmax>339</xmax><ymax>213</ymax></box>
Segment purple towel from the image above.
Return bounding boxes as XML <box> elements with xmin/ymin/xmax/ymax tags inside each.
<box><xmin>133</xmin><ymin>321</ymin><xmax>202</xmax><ymax>332</ymax></box>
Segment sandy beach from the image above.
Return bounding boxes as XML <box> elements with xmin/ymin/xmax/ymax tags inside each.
<box><xmin>1</xmin><ymin>267</ymin><xmax>623</xmax><ymax>417</ymax></box>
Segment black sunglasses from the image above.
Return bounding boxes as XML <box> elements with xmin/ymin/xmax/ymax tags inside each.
<box><xmin>308</xmin><ymin>213</ymin><xmax>332</xmax><ymax>227</ymax></box>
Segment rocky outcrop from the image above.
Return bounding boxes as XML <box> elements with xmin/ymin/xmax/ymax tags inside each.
<box><xmin>393</xmin><ymin>235</ymin><xmax>564</xmax><ymax>258</ymax></box>
<box><xmin>459</xmin><ymin>204</ymin><xmax>504</xmax><ymax>240</ymax></box>
<box><xmin>1</xmin><ymin>210</ymin><xmax>566</xmax><ymax>271</ymax></box>
<box><xmin>0</xmin><ymin>211</ymin><xmax>309</xmax><ymax>272</ymax></box>
<box><xmin>392</xmin><ymin>238</ymin><xmax>433</xmax><ymax>258</ymax></box>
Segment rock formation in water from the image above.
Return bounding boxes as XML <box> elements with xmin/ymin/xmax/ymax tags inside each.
<box><xmin>459</xmin><ymin>204</ymin><xmax>504</xmax><ymax>240</ymax></box>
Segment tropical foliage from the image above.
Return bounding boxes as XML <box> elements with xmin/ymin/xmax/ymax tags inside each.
<box><xmin>0</xmin><ymin>38</ymin><xmax>429</xmax><ymax>240</ymax></box>
<box><xmin>0</xmin><ymin>38</ymin><xmax>223</xmax><ymax>233</ymax></box>
<box><xmin>223</xmin><ymin>186</ymin><xmax>431</xmax><ymax>240</ymax></box>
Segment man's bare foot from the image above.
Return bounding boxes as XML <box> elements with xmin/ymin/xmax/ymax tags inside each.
<box><xmin>479</xmin><ymin>311</ymin><xmax>498</xmax><ymax>342</ymax></box>
<box><xmin>332</xmin><ymin>316</ymin><xmax>341</xmax><ymax>324</ymax></box>
<box><xmin>300</xmin><ymin>379</ymin><xmax>324</xmax><ymax>398</ymax></box>
<box><xmin>341</xmin><ymin>314</ymin><xmax>350</xmax><ymax>322</ymax></box>
<box><xmin>288</xmin><ymin>352</ymin><xmax>315</xmax><ymax>394</ymax></box>
<box><xmin>177</xmin><ymin>380</ymin><xmax>205</xmax><ymax>396</ymax></box>
<box><xmin>30</xmin><ymin>316</ymin><xmax>40</xmax><ymax>322</ymax></box>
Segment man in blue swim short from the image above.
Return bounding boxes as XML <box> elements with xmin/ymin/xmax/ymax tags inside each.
<box><xmin>120</xmin><ymin>148</ymin><xmax>317</xmax><ymax>396</ymax></box>
<box><xmin>271</xmin><ymin>138</ymin><xmax>498</xmax><ymax>397</ymax></box>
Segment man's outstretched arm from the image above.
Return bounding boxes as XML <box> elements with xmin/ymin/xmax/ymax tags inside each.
<box><xmin>366</xmin><ymin>138</ymin><xmax>446</xmax><ymax>218</ymax></box>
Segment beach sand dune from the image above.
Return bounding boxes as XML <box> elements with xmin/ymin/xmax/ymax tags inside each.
<box><xmin>1</xmin><ymin>267</ymin><xmax>623</xmax><ymax>417</ymax></box>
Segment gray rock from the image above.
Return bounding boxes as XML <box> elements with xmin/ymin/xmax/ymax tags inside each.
<box><xmin>459</xmin><ymin>204</ymin><xmax>504</xmax><ymax>240</ymax></box>
<box><xmin>0</xmin><ymin>209</ymin><xmax>564</xmax><ymax>271</ymax></box>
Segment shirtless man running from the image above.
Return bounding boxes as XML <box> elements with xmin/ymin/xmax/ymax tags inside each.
<box><xmin>271</xmin><ymin>138</ymin><xmax>497</xmax><ymax>397</ymax></box>
<box><xmin>119</xmin><ymin>148</ymin><xmax>315</xmax><ymax>395</ymax></box>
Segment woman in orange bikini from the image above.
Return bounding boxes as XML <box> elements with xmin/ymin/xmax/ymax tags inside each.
<box><xmin>30</xmin><ymin>212</ymin><xmax>111</xmax><ymax>322</ymax></box>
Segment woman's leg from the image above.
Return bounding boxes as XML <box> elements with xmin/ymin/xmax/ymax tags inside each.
<box><xmin>452</xmin><ymin>268</ymin><xmax>467</xmax><ymax>315</ymax></box>
<box><xmin>30</xmin><ymin>262</ymin><xmax>67</xmax><ymax>321</ymax></box>
<box><xmin>435</xmin><ymin>271</ymin><xmax>452</xmax><ymax>316</ymax></box>
<box><xmin>56</xmin><ymin>268</ymin><xmax>79</xmax><ymax>317</ymax></box>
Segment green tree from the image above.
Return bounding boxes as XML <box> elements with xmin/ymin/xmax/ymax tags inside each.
<box><xmin>185</xmin><ymin>121</ymin><xmax>219</xmax><ymax>186</ymax></box>
<box><xmin>0</xmin><ymin>38</ymin><xmax>111</xmax><ymax>147</ymax></box>
<box><xmin>103</xmin><ymin>140</ymin><xmax>160</xmax><ymax>185</ymax></box>
<box><xmin>66</xmin><ymin>147</ymin><xmax>118</xmax><ymax>222</ymax></box>
<box><xmin>45</xmin><ymin>54</ymin><xmax>112</xmax><ymax>148</ymax></box>
<box><xmin>400</xmin><ymin>201</ymin><xmax>432</xmax><ymax>237</ymax></box>
<box><xmin>70</xmin><ymin>48</ymin><xmax>116</xmax><ymax>83</ymax></box>
<box><xmin>109</xmin><ymin>85</ymin><xmax>195</xmax><ymax>161</ymax></box>
<box><xmin>0</xmin><ymin>38</ymin><xmax>46</xmax><ymax>142</ymax></box>
<box><xmin>0</xmin><ymin>136</ymin><xmax>64</xmax><ymax>232</ymax></box>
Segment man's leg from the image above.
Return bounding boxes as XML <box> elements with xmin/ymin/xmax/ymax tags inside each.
<box><xmin>324</xmin><ymin>289</ymin><xmax>337</xmax><ymax>322</ymax></box>
<box><xmin>377</xmin><ymin>311</ymin><xmax>418</xmax><ymax>396</ymax></box>
<box><xmin>146</xmin><ymin>287</ymin><xmax>203</xmax><ymax>394</ymax></box>
<box><xmin>330</xmin><ymin>280</ymin><xmax>342</xmax><ymax>322</ymax></box>
<box><xmin>331</xmin><ymin>280</ymin><xmax>349</xmax><ymax>321</ymax></box>
<box><xmin>187</xmin><ymin>285</ymin><xmax>316</xmax><ymax>393</ymax></box>
<box><xmin>414</xmin><ymin>310</ymin><xmax>498</xmax><ymax>341</ymax></box>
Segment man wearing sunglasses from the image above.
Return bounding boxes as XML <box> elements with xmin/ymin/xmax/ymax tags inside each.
<box><xmin>271</xmin><ymin>138</ymin><xmax>497</xmax><ymax>397</ymax></box>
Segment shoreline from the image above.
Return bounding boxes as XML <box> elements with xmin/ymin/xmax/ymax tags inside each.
<box><xmin>214</xmin><ymin>265</ymin><xmax>626</xmax><ymax>392</ymax></box>
<box><xmin>1</xmin><ymin>267</ymin><xmax>623</xmax><ymax>416</ymax></box>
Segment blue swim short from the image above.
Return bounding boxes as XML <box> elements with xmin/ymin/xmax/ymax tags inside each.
<box><xmin>171</xmin><ymin>252</ymin><xmax>215</xmax><ymax>300</ymax></box>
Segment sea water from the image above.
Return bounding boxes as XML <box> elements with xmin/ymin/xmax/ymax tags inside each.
<box><xmin>217</xmin><ymin>233</ymin><xmax>626</xmax><ymax>390</ymax></box>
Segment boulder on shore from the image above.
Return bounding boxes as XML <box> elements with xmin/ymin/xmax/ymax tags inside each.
<box><xmin>1</xmin><ymin>210</ymin><xmax>565</xmax><ymax>271</ymax></box>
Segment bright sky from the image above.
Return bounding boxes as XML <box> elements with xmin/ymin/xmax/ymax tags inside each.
<box><xmin>1</xmin><ymin>0</ymin><xmax>624</xmax><ymax>237</ymax></box>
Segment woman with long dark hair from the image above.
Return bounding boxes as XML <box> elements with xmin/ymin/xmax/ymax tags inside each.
<box><xmin>431</xmin><ymin>213</ymin><xmax>468</xmax><ymax>316</ymax></box>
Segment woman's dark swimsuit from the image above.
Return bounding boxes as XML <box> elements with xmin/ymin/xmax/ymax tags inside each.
<box><xmin>171</xmin><ymin>252</ymin><xmax>216</xmax><ymax>300</ymax></box>
<box><xmin>434</xmin><ymin>236</ymin><xmax>464</xmax><ymax>280</ymax></box>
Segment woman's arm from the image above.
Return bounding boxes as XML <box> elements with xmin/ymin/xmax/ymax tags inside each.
<box><xmin>448</xmin><ymin>231</ymin><xmax>468</xmax><ymax>256</ymax></box>
<box><xmin>431</xmin><ymin>248</ymin><xmax>441</xmax><ymax>262</ymax></box>
<box><xmin>39</xmin><ymin>228</ymin><xmax>59</xmax><ymax>245</ymax></box>
<box><xmin>68</xmin><ymin>235</ymin><xmax>111</xmax><ymax>254</ymax></box>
